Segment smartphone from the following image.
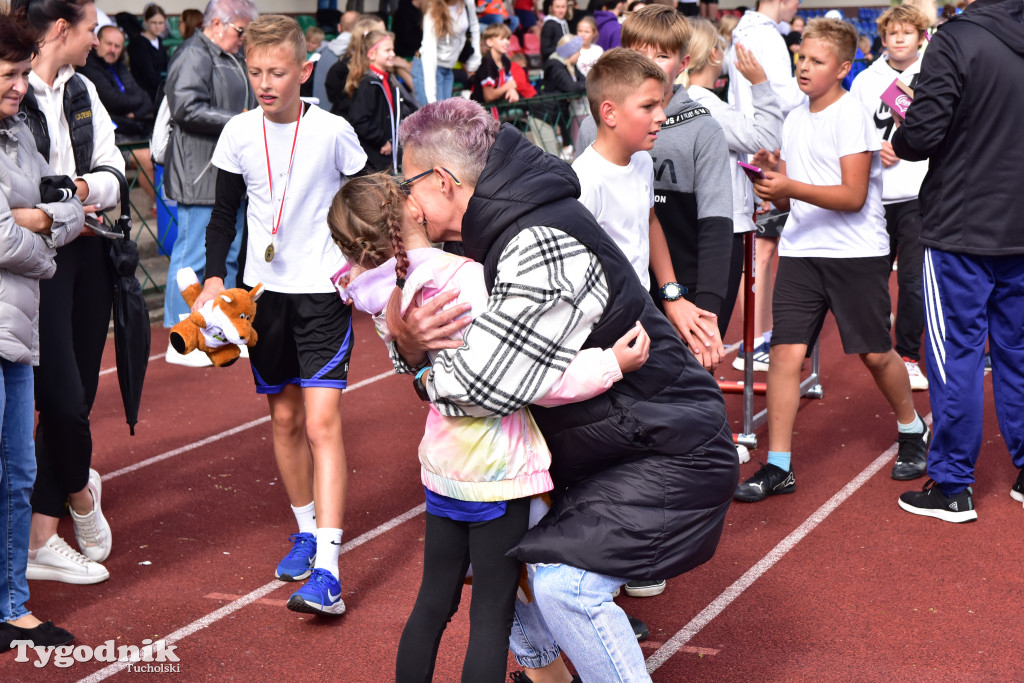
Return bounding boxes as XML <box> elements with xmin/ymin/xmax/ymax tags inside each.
<box><xmin>738</xmin><ymin>161</ymin><xmax>766</xmax><ymax>182</ymax></box>
<box><xmin>84</xmin><ymin>215</ymin><xmax>124</xmax><ymax>239</ymax></box>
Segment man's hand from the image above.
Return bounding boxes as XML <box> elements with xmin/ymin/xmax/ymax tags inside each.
<box><xmin>194</xmin><ymin>277</ymin><xmax>225</xmax><ymax>311</ymax></box>
<box><xmin>752</xmin><ymin>170</ymin><xmax>790</xmax><ymax>204</ymax></box>
<box><xmin>386</xmin><ymin>288</ymin><xmax>472</xmax><ymax>368</ymax></box>
<box><xmin>611</xmin><ymin>321</ymin><xmax>650</xmax><ymax>373</ymax></box>
<box><xmin>663</xmin><ymin>299</ymin><xmax>724</xmax><ymax>370</ymax></box>
<box><xmin>880</xmin><ymin>140</ymin><xmax>900</xmax><ymax>168</ymax></box>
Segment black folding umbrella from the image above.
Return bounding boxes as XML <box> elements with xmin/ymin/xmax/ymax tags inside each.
<box><xmin>91</xmin><ymin>165</ymin><xmax>150</xmax><ymax>435</ymax></box>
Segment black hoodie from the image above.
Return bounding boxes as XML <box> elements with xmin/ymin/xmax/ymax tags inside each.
<box><xmin>462</xmin><ymin>126</ymin><xmax>738</xmax><ymax>580</ymax></box>
<box><xmin>891</xmin><ymin>0</ymin><xmax>1024</xmax><ymax>255</ymax></box>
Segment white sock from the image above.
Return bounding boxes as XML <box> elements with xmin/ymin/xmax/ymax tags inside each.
<box><xmin>291</xmin><ymin>502</ymin><xmax>317</xmax><ymax>535</ymax></box>
<box><xmin>898</xmin><ymin>413</ymin><xmax>925</xmax><ymax>434</ymax></box>
<box><xmin>314</xmin><ymin>528</ymin><xmax>343</xmax><ymax>581</ymax></box>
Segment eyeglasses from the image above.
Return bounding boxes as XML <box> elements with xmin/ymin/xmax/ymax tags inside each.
<box><xmin>226</xmin><ymin>22</ymin><xmax>245</xmax><ymax>36</ymax></box>
<box><xmin>400</xmin><ymin>167</ymin><xmax>461</xmax><ymax>195</ymax></box>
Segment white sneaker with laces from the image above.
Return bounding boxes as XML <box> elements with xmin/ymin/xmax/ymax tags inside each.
<box><xmin>903</xmin><ymin>358</ymin><xmax>929</xmax><ymax>391</ymax></box>
<box><xmin>26</xmin><ymin>535</ymin><xmax>110</xmax><ymax>584</ymax></box>
<box><xmin>71</xmin><ymin>469</ymin><xmax>112</xmax><ymax>562</ymax></box>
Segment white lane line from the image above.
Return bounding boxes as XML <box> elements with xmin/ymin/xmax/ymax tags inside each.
<box><xmin>98</xmin><ymin>353</ymin><xmax>166</xmax><ymax>377</ymax></box>
<box><xmin>101</xmin><ymin>369</ymin><xmax>396</xmax><ymax>483</ymax></box>
<box><xmin>646</xmin><ymin>415</ymin><xmax>931</xmax><ymax>674</ymax></box>
<box><xmin>75</xmin><ymin>503</ymin><xmax>426</xmax><ymax>683</ymax></box>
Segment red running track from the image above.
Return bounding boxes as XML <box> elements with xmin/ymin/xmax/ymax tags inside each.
<box><xmin>2</xmin><ymin>306</ymin><xmax>1021</xmax><ymax>682</ymax></box>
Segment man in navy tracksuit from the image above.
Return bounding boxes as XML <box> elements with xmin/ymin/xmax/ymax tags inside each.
<box><xmin>892</xmin><ymin>0</ymin><xmax>1024</xmax><ymax>523</ymax></box>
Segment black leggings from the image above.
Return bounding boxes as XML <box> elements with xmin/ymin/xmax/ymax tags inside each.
<box><xmin>32</xmin><ymin>237</ymin><xmax>113</xmax><ymax>517</ymax></box>
<box><xmin>395</xmin><ymin>497</ymin><xmax>530</xmax><ymax>683</ymax></box>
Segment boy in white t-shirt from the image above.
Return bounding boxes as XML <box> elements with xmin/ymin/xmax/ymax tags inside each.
<box><xmin>194</xmin><ymin>16</ymin><xmax>367</xmax><ymax>615</ymax></box>
<box><xmin>735</xmin><ymin>18</ymin><xmax>930</xmax><ymax>503</ymax></box>
<box><xmin>849</xmin><ymin>5</ymin><xmax>931</xmax><ymax>396</ymax></box>
<box><xmin>572</xmin><ymin>48</ymin><xmax>682</xmax><ymax>332</ymax></box>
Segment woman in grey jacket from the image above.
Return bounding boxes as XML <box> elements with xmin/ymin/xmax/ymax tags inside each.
<box><xmin>162</xmin><ymin>0</ymin><xmax>256</xmax><ymax>335</ymax></box>
<box><xmin>0</xmin><ymin>11</ymin><xmax>84</xmax><ymax>651</ymax></box>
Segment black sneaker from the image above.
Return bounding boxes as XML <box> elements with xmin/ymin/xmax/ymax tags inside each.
<box><xmin>891</xmin><ymin>421</ymin><xmax>931</xmax><ymax>481</ymax></box>
<box><xmin>1011</xmin><ymin>469</ymin><xmax>1024</xmax><ymax>504</ymax></box>
<box><xmin>624</xmin><ymin>579</ymin><xmax>666</xmax><ymax>598</ymax></box>
<box><xmin>898</xmin><ymin>479</ymin><xmax>978</xmax><ymax>523</ymax></box>
<box><xmin>627</xmin><ymin>613</ymin><xmax>650</xmax><ymax>641</ymax></box>
<box><xmin>734</xmin><ymin>463</ymin><xmax>795</xmax><ymax>502</ymax></box>
<box><xmin>0</xmin><ymin>620</ymin><xmax>74</xmax><ymax>652</ymax></box>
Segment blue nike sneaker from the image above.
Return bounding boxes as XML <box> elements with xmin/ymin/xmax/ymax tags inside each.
<box><xmin>275</xmin><ymin>533</ymin><xmax>316</xmax><ymax>582</ymax></box>
<box><xmin>286</xmin><ymin>568</ymin><xmax>346</xmax><ymax>616</ymax></box>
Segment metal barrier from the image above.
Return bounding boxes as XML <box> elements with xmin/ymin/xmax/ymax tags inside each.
<box><xmin>116</xmin><ymin>140</ymin><xmax>175</xmax><ymax>295</ymax></box>
<box><xmin>487</xmin><ymin>91</ymin><xmax>589</xmax><ymax>158</ymax></box>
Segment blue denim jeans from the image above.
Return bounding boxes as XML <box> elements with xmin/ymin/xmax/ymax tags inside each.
<box><xmin>509</xmin><ymin>563</ymin><xmax>652</xmax><ymax>682</ymax></box>
<box><xmin>1</xmin><ymin>359</ymin><xmax>37</xmax><ymax>622</ymax></box>
<box><xmin>412</xmin><ymin>56</ymin><xmax>456</xmax><ymax>105</ymax></box>
<box><xmin>163</xmin><ymin>204</ymin><xmax>243</xmax><ymax>328</ymax></box>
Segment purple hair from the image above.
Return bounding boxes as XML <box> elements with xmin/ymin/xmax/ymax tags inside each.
<box><xmin>398</xmin><ymin>98</ymin><xmax>499</xmax><ymax>186</ymax></box>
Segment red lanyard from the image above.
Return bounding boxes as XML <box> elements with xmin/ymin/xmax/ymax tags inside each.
<box><xmin>262</xmin><ymin>105</ymin><xmax>303</xmax><ymax>238</ymax></box>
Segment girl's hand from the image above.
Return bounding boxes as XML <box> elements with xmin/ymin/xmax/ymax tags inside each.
<box><xmin>507</xmin><ymin>89</ymin><xmax>520</xmax><ymax>103</ymax></box>
<box><xmin>612</xmin><ymin>321</ymin><xmax>650</xmax><ymax>373</ymax></box>
<box><xmin>752</xmin><ymin>147</ymin><xmax>781</xmax><ymax>172</ymax></box>
<box><xmin>380</xmin><ymin>141</ymin><xmax>393</xmax><ymax>156</ymax></box>
<box><xmin>734</xmin><ymin>44</ymin><xmax>767</xmax><ymax>85</ymax></box>
<box><xmin>751</xmin><ymin>170</ymin><xmax>789</xmax><ymax>203</ymax></box>
<box><xmin>11</xmin><ymin>208</ymin><xmax>53</xmax><ymax>235</ymax></box>
<box><xmin>193</xmin><ymin>277</ymin><xmax>225</xmax><ymax>312</ymax></box>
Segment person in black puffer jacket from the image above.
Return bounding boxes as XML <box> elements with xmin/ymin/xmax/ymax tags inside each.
<box><xmin>388</xmin><ymin>98</ymin><xmax>737</xmax><ymax>683</ymax></box>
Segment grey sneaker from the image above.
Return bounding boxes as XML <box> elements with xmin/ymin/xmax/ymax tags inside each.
<box><xmin>70</xmin><ymin>469</ymin><xmax>112</xmax><ymax>562</ymax></box>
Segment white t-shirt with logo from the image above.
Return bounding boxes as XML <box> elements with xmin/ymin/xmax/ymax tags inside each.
<box><xmin>572</xmin><ymin>145</ymin><xmax>655</xmax><ymax>289</ymax></box>
<box><xmin>779</xmin><ymin>93</ymin><xmax>888</xmax><ymax>259</ymax></box>
<box><xmin>849</xmin><ymin>57</ymin><xmax>928</xmax><ymax>204</ymax></box>
<box><xmin>212</xmin><ymin>105</ymin><xmax>366</xmax><ymax>293</ymax></box>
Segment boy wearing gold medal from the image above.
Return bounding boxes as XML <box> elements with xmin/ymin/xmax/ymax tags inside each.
<box><xmin>194</xmin><ymin>14</ymin><xmax>367</xmax><ymax>616</ymax></box>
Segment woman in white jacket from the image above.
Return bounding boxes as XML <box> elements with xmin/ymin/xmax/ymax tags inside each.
<box><xmin>413</xmin><ymin>0</ymin><xmax>482</xmax><ymax>105</ymax></box>
<box><xmin>686</xmin><ymin>19</ymin><xmax>782</xmax><ymax>345</ymax></box>
<box><xmin>0</xmin><ymin>10</ymin><xmax>85</xmax><ymax>651</ymax></box>
<box><xmin>15</xmin><ymin>0</ymin><xmax>123</xmax><ymax>587</ymax></box>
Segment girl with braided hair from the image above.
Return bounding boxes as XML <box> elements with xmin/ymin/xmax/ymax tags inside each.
<box><xmin>327</xmin><ymin>172</ymin><xmax>650</xmax><ymax>682</ymax></box>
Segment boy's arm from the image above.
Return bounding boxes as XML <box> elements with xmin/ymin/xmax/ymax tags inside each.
<box><xmin>691</xmin><ymin>128</ymin><xmax>735</xmax><ymax>317</ymax></box>
<box><xmin>891</xmin><ymin>32</ymin><xmax>963</xmax><ymax>162</ymax></box>
<box><xmin>754</xmin><ymin>152</ymin><xmax>872</xmax><ymax>213</ymax></box>
<box><xmin>649</xmin><ymin>209</ymin><xmax>722</xmax><ymax>369</ymax></box>
<box><xmin>196</xmin><ymin>168</ymin><xmax>246</xmax><ymax>308</ymax></box>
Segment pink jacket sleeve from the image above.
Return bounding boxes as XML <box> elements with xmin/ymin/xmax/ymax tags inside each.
<box><xmin>533</xmin><ymin>348</ymin><xmax>622</xmax><ymax>407</ymax></box>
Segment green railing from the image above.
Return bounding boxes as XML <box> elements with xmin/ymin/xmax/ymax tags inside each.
<box><xmin>117</xmin><ymin>140</ymin><xmax>174</xmax><ymax>295</ymax></box>
<box><xmin>487</xmin><ymin>91</ymin><xmax>590</xmax><ymax>157</ymax></box>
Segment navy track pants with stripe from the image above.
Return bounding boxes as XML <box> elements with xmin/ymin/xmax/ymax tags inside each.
<box><xmin>923</xmin><ymin>247</ymin><xmax>1024</xmax><ymax>490</ymax></box>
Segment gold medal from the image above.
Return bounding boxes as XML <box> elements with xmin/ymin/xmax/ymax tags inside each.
<box><xmin>264</xmin><ymin>243</ymin><xmax>275</xmax><ymax>262</ymax></box>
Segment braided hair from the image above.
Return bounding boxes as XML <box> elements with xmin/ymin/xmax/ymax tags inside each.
<box><xmin>327</xmin><ymin>173</ymin><xmax>411</xmax><ymax>288</ymax></box>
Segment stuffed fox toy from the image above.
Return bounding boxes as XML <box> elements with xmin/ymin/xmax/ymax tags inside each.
<box><xmin>169</xmin><ymin>268</ymin><xmax>264</xmax><ymax>367</ymax></box>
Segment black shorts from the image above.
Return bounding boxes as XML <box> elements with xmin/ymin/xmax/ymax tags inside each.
<box><xmin>772</xmin><ymin>255</ymin><xmax>893</xmax><ymax>355</ymax></box>
<box><xmin>249</xmin><ymin>291</ymin><xmax>354</xmax><ymax>394</ymax></box>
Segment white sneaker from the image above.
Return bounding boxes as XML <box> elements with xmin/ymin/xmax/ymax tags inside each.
<box><xmin>903</xmin><ymin>358</ymin><xmax>929</xmax><ymax>391</ymax></box>
<box><xmin>736</xmin><ymin>444</ymin><xmax>750</xmax><ymax>464</ymax></box>
<box><xmin>27</xmin><ymin>535</ymin><xmax>110</xmax><ymax>584</ymax></box>
<box><xmin>732</xmin><ymin>343</ymin><xmax>770</xmax><ymax>373</ymax></box>
<box><xmin>165</xmin><ymin>344</ymin><xmax>213</xmax><ymax>367</ymax></box>
<box><xmin>70</xmin><ymin>469</ymin><xmax>112</xmax><ymax>562</ymax></box>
